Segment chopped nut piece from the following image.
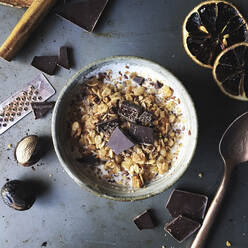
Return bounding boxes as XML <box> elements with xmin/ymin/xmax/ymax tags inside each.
<box><xmin>226</xmin><ymin>241</ymin><xmax>231</xmax><ymax>247</ymax></box>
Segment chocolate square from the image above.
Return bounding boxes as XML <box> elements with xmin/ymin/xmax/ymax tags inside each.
<box><xmin>56</xmin><ymin>0</ymin><xmax>109</xmax><ymax>32</ymax></box>
<box><xmin>31</xmin><ymin>101</ymin><xmax>55</xmax><ymax>119</ymax></box>
<box><xmin>133</xmin><ymin>76</ymin><xmax>145</xmax><ymax>85</ymax></box>
<box><xmin>97</xmin><ymin>119</ymin><xmax>119</xmax><ymax>135</ymax></box>
<box><xmin>139</xmin><ymin>111</ymin><xmax>153</xmax><ymax>126</ymax></box>
<box><xmin>166</xmin><ymin>189</ymin><xmax>208</xmax><ymax>220</ymax></box>
<box><xmin>165</xmin><ymin>215</ymin><xmax>200</xmax><ymax>243</ymax></box>
<box><xmin>129</xmin><ymin>123</ymin><xmax>154</xmax><ymax>145</ymax></box>
<box><xmin>58</xmin><ymin>47</ymin><xmax>70</xmax><ymax>70</ymax></box>
<box><xmin>31</xmin><ymin>56</ymin><xmax>58</xmax><ymax>75</ymax></box>
<box><xmin>118</xmin><ymin>101</ymin><xmax>142</xmax><ymax>123</ymax></box>
<box><xmin>133</xmin><ymin>210</ymin><xmax>154</xmax><ymax>230</ymax></box>
<box><xmin>107</xmin><ymin>127</ymin><xmax>134</xmax><ymax>155</ymax></box>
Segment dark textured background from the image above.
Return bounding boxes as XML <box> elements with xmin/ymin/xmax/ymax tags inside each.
<box><xmin>0</xmin><ymin>0</ymin><xmax>248</xmax><ymax>247</ymax></box>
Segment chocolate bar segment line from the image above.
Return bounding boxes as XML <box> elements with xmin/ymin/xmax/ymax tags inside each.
<box><xmin>166</xmin><ymin>189</ymin><xmax>208</xmax><ymax>220</ymax></box>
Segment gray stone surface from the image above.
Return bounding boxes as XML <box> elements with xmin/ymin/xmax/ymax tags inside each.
<box><xmin>0</xmin><ymin>0</ymin><xmax>248</xmax><ymax>247</ymax></box>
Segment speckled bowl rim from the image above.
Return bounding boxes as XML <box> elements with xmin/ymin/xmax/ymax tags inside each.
<box><xmin>52</xmin><ymin>55</ymin><xmax>198</xmax><ymax>201</ymax></box>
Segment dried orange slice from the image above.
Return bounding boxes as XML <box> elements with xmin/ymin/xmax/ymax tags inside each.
<box><xmin>213</xmin><ymin>42</ymin><xmax>248</xmax><ymax>100</ymax></box>
<box><xmin>183</xmin><ymin>1</ymin><xmax>248</xmax><ymax>68</ymax></box>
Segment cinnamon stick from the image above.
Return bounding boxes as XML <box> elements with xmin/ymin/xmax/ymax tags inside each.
<box><xmin>0</xmin><ymin>0</ymin><xmax>57</xmax><ymax>61</ymax></box>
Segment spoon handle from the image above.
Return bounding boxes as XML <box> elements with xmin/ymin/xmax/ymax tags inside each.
<box><xmin>191</xmin><ymin>166</ymin><xmax>233</xmax><ymax>248</ymax></box>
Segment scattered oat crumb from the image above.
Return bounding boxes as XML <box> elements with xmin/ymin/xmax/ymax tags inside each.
<box><xmin>226</xmin><ymin>241</ymin><xmax>231</xmax><ymax>247</ymax></box>
<box><xmin>198</xmin><ymin>172</ymin><xmax>203</xmax><ymax>178</ymax></box>
<box><xmin>8</xmin><ymin>144</ymin><xmax>12</xmax><ymax>148</ymax></box>
<box><xmin>162</xmin><ymin>246</ymin><xmax>166</xmax><ymax>248</ymax></box>
<box><xmin>49</xmin><ymin>174</ymin><xmax>53</xmax><ymax>178</ymax></box>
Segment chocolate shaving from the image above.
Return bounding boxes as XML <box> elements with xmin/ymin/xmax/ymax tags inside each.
<box><xmin>138</xmin><ymin>111</ymin><xmax>153</xmax><ymax>126</ymax></box>
<box><xmin>118</xmin><ymin>101</ymin><xmax>142</xmax><ymax>123</ymax></box>
<box><xmin>97</xmin><ymin>119</ymin><xmax>119</xmax><ymax>135</ymax></box>
<box><xmin>155</xmin><ymin>80</ymin><xmax>163</xmax><ymax>89</ymax></box>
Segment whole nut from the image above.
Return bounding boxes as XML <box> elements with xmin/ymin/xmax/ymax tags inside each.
<box><xmin>14</xmin><ymin>135</ymin><xmax>40</xmax><ymax>166</ymax></box>
<box><xmin>1</xmin><ymin>180</ymin><xmax>35</xmax><ymax>211</ymax></box>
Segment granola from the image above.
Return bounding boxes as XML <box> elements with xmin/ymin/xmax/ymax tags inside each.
<box><xmin>69</xmin><ymin>69</ymin><xmax>183</xmax><ymax>189</ymax></box>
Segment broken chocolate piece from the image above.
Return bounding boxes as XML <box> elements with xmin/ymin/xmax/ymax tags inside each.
<box><xmin>97</xmin><ymin>119</ymin><xmax>119</xmax><ymax>135</ymax></box>
<box><xmin>139</xmin><ymin>111</ymin><xmax>153</xmax><ymax>126</ymax></box>
<box><xmin>118</xmin><ymin>101</ymin><xmax>142</xmax><ymax>123</ymax></box>
<box><xmin>133</xmin><ymin>210</ymin><xmax>154</xmax><ymax>230</ymax></box>
<box><xmin>133</xmin><ymin>76</ymin><xmax>145</xmax><ymax>85</ymax></box>
<box><xmin>129</xmin><ymin>123</ymin><xmax>154</xmax><ymax>145</ymax></box>
<box><xmin>31</xmin><ymin>101</ymin><xmax>55</xmax><ymax>119</ymax></box>
<box><xmin>165</xmin><ymin>215</ymin><xmax>200</xmax><ymax>243</ymax></box>
<box><xmin>31</xmin><ymin>56</ymin><xmax>58</xmax><ymax>75</ymax></box>
<box><xmin>155</xmin><ymin>80</ymin><xmax>163</xmax><ymax>89</ymax></box>
<box><xmin>58</xmin><ymin>47</ymin><xmax>70</xmax><ymax>70</ymax></box>
<box><xmin>76</xmin><ymin>154</ymin><xmax>101</xmax><ymax>165</ymax></box>
<box><xmin>166</xmin><ymin>189</ymin><xmax>208</xmax><ymax>220</ymax></box>
<box><xmin>56</xmin><ymin>0</ymin><xmax>109</xmax><ymax>32</ymax></box>
<box><xmin>107</xmin><ymin>127</ymin><xmax>134</xmax><ymax>155</ymax></box>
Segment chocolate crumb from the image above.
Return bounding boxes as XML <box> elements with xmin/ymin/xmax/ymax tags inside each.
<box><xmin>155</xmin><ymin>81</ymin><xmax>163</xmax><ymax>89</ymax></box>
<box><xmin>41</xmin><ymin>241</ymin><xmax>47</xmax><ymax>247</ymax></box>
<box><xmin>133</xmin><ymin>76</ymin><xmax>145</xmax><ymax>85</ymax></box>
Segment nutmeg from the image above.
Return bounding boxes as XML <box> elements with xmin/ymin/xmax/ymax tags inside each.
<box><xmin>14</xmin><ymin>135</ymin><xmax>40</xmax><ymax>166</ymax></box>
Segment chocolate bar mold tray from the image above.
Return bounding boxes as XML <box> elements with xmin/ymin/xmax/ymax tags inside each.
<box><xmin>0</xmin><ymin>74</ymin><xmax>55</xmax><ymax>135</ymax></box>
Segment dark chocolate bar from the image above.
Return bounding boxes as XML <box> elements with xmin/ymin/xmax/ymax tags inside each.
<box><xmin>133</xmin><ymin>76</ymin><xmax>145</xmax><ymax>85</ymax></box>
<box><xmin>165</xmin><ymin>215</ymin><xmax>200</xmax><ymax>243</ymax></box>
<box><xmin>107</xmin><ymin>127</ymin><xmax>134</xmax><ymax>155</ymax></box>
<box><xmin>133</xmin><ymin>210</ymin><xmax>154</xmax><ymax>230</ymax></box>
<box><xmin>97</xmin><ymin>119</ymin><xmax>119</xmax><ymax>135</ymax></box>
<box><xmin>129</xmin><ymin>123</ymin><xmax>154</xmax><ymax>145</ymax></box>
<box><xmin>139</xmin><ymin>111</ymin><xmax>153</xmax><ymax>126</ymax></box>
<box><xmin>31</xmin><ymin>101</ymin><xmax>55</xmax><ymax>119</ymax></box>
<box><xmin>58</xmin><ymin>47</ymin><xmax>70</xmax><ymax>70</ymax></box>
<box><xmin>56</xmin><ymin>0</ymin><xmax>109</xmax><ymax>32</ymax></box>
<box><xmin>166</xmin><ymin>189</ymin><xmax>208</xmax><ymax>220</ymax></box>
<box><xmin>31</xmin><ymin>56</ymin><xmax>58</xmax><ymax>75</ymax></box>
<box><xmin>118</xmin><ymin>101</ymin><xmax>142</xmax><ymax>123</ymax></box>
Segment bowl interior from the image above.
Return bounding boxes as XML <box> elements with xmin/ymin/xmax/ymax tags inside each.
<box><xmin>52</xmin><ymin>56</ymin><xmax>197</xmax><ymax>201</ymax></box>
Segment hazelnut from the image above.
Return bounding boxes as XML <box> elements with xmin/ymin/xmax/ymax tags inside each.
<box><xmin>14</xmin><ymin>135</ymin><xmax>40</xmax><ymax>166</ymax></box>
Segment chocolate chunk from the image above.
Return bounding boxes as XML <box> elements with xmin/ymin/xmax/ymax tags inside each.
<box><xmin>31</xmin><ymin>101</ymin><xmax>55</xmax><ymax>119</ymax></box>
<box><xmin>58</xmin><ymin>47</ymin><xmax>70</xmax><ymax>69</ymax></box>
<box><xmin>107</xmin><ymin>127</ymin><xmax>134</xmax><ymax>155</ymax></box>
<box><xmin>97</xmin><ymin>119</ymin><xmax>119</xmax><ymax>135</ymax></box>
<box><xmin>166</xmin><ymin>189</ymin><xmax>208</xmax><ymax>220</ymax></box>
<box><xmin>118</xmin><ymin>101</ymin><xmax>142</xmax><ymax>123</ymax></box>
<box><xmin>155</xmin><ymin>80</ymin><xmax>163</xmax><ymax>89</ymax></box>
<box><xmin>139</xmin><ymin>111</ymin><xmax>153</xmax><ymax>126</ymax></box>
<box><xmin>31</xmin><ymin>56</ymin><xmax>58</xmax><ymax>75</ymax></box>
<box><xmin>165</xmin><ymin>215</ymin><xmax>200</xmax><ymax>243</ymax></box>
<box><xmin>129</xmin><ymin>123</ymin><xmax>154</xmax><ymax>145</ymax></box>
<box><xmin>56</xmin><ymin>0</ymin><xmax>109</xmax><ymax>32</ymax></box>
<box><xmin>133</xmin><ymin>76</ymin><xmax>145</xmax><ymax>85</ymax></box>
<box><xmin>76</xmin><ymin>154</ymin><xmax>101</xmax><ymax>165</ymax></box>
<box><xmin>133</xmin><ymin>210</ymin><xmax>155</xmax><ymax>230</ymax></box>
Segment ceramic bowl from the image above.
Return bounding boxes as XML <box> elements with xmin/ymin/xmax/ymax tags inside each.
<box><xmin>52</xmin><ymin>56</ymin><xmax>198</xmax><ymax>201</ymax></box>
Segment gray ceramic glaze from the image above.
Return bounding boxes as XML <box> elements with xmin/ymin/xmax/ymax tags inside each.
<box><xmin>51</xmin><ymin>56</ymin><xmax>198</xmax><ymax>201</ymax></box>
